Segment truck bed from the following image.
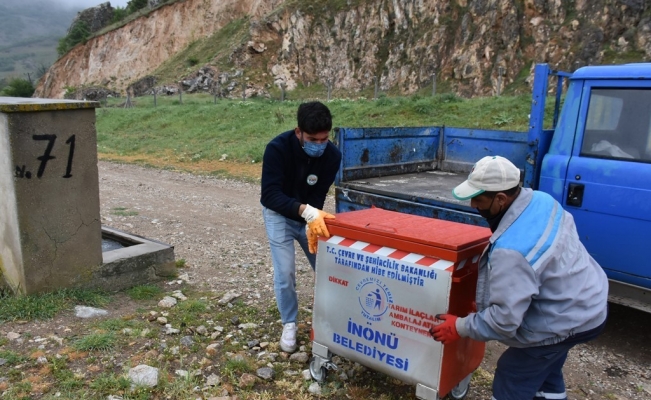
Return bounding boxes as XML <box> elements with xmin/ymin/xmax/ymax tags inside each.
<box><xmin>342</xmin><ymin>170</ymin><xmax>470</xmax><ymax>208</ymax></box>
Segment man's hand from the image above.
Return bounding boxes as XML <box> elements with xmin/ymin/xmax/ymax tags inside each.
<box><xmin>430</xmin><ymin>314</ymin><xmax>460</xmax><ymax>345</ymax></box>
<box><xmin>301</xmin><ymin>204</ymin><xmax>335</xmax><ymax>237</ymax></box>
<box><xmin>307</xmin><ymin>227</ymin><xmax>318</xmax><ymax>254</ymax></box>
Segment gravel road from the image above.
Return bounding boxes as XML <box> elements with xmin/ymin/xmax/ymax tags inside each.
<box><xmin>98</xmin><ymin>161</ymin><xmax>651</xmax><ymax>400</ymax></box>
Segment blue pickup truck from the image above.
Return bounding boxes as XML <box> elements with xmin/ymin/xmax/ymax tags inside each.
<box><xmin>334</xmin><ymin>63</ymin><xmax>651</xmax><ymax>313</ymax></box>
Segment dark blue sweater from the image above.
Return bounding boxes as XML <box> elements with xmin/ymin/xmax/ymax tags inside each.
<box><xmin>261</xmin><ymin>130</ymin><xmax>342</xmax><ymax>222</ymax></box>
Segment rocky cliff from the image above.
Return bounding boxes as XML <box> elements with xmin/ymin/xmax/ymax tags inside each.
<box><xmin>35</xmin><ymin>0</ymin><xmax>651</xmax><ymax>99</ymax></box>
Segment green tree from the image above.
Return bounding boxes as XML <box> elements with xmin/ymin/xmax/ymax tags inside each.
<box><xmin>126</xmin><ymin>0</ymin><xmax>148</xmax><ymax>14</ymax></box>
<box><xmin>57</xmin><ymin>20</ymin><xmax>90</xmax><ymax>56</ymax></box>
<box><xmin>1</xmin><ymin>77</ymin><xmax>35</xmax><ymax>97</ymax></box>
<box><xmin>111</xmin><ymin>6</ymin><xmax>128</xmax><ymax>23</ymax></box>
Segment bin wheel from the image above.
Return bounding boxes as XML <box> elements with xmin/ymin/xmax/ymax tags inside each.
<box><xmin>309</xmin><ymin>357</ymin><xmax>327</xmax><ymax>382</ymax></box>
<box><xmin>447</xmin><ymin>373</ymin><xmax>472</xmax><ymax>400</ymax></box>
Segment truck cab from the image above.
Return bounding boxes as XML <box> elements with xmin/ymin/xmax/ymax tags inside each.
<box><xmin>540</xmin><ymin>64</ymin><xmax>651</xmax><ymax>311</ymax></box>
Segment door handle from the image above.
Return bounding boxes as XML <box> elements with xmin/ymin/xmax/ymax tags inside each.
<box><xmin>566</xmin><ymin>183</ymin><xmax>584</xmax><ymax>207</ymax></box>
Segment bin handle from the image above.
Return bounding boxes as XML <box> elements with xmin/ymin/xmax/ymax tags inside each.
<box><xmin>452</xmin><ymin>268</ymin><xmax>474</xmax><ymax>283</ymax></box>
<box><xmin>364</xmin><ymin>223</ymin><xmax>397</xmax><ymax>233</ymax></box>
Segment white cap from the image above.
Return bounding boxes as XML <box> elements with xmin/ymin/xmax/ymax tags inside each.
<box><xmin>452</xmin><ymin>156</ymin><xmax>521</xmax><ymax>200</ymax></box>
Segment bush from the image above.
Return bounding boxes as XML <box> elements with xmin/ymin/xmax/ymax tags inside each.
<box><xmin>1</xmin><ymin>78</ymin><xmax>34</xmax><ymax>97</ymax></box>
<box><xmin>187</xmin><ymin>56</ymin><xmax>199</xmax><ymax>66</ymax></box>
<box><xmin>111</xmin><ymin>6</ymin><xmax>129</xmax><ymax>23</ymax></box>
<box><xmin>127</xmin><ymin>0</ymin><xmax>149</xmax><ymax>14</ymax></box>
<box><xmin>57</xmin><ymin>21</ymin><xmax>90</xmax><ymax>56</ymax></box>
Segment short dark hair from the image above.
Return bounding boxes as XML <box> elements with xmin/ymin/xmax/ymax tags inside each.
<box><xmin>297</xmin><ymin>101</ymin><xmax>332</xmax><ymax>134</ymax></box>
<box><xmin>482</xmin><ymin>185</ymin><xmax>520</xmax><ymax>198</ymax></box>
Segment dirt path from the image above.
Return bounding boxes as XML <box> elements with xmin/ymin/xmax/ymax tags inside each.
<box><xmin>97</xmin><ymin>161</ymin><xmax>651</xmax><ymax>400</ymax></box>
<box><xmin>2</xmin><ymin>161</ymin><xmax>649</xmax><ymax>399</ymax></box>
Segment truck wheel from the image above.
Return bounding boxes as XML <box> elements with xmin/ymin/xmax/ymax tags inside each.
<box><xmin>447</xmin><ymin>373</ymin><xmax>472</xmax><ymax>399</ymax></box>
<box><xmin>309</xmin><ymin>357</ymin><xmax>327</xmax><ymax>382</ymax></box>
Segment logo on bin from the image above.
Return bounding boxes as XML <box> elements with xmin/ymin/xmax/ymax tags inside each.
<box><xmin>356</xmin><ymin>277</ymin><xmax>393</xmax><ymax>322</ymax></box>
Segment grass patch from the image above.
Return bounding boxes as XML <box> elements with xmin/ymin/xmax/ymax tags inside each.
<box><xmin>73</xmin><ymin>332</ymin><xmax>117</xmax><ymax>351</ymax></box>
<box><xmin>94</xmin><ymin>318</ymin><xmax>146</xmax><ymax>332</ymax></box>
<box><xmin>0</xmin><ymin>289</ymin><xmax>109</xmax><ymax>322</ymax></box>
<box><xmin>175</xmin><ymin>259</ymin><xmax>187</xmax><ymax>268</ymax></box>
<box><xmin>0</xmin><ymin>350</ymin><xmax>25</xmax><ymax>366</ymax></box>
<box><xmin>95</xmin><ymin>92</ymin><xmax>559</xmax><ymax>180</ymax></box>
<box><xmin>127</xmin><ymin>284</ymin><xmax>163</xmax><ymax>300</ymax></box>
<box><xmin>88</xmin><ymin>372</ymin><xmax>131</xmax><ymax>394</ymax></box>
<box><xmin>110</xmin><ymin>206</ymin><xmax>139</xmax><ymax>216</ymax></box>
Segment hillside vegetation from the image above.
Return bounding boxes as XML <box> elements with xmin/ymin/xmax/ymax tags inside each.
<box><xmin>0</xmin><ymin>0</ymin><xmax>76</xmax><ymax>81</ymax></box>
<box><xmin>95</xmin><ymin>92</ymin><xmax>558</xmax><ymax>180</ymax></box>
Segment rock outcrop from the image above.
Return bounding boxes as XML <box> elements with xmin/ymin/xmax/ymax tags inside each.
<box><xmin>68</xmin><ymin>2</ymin><xmax>114</xmax><ymax>34</ymax></box>
<box><xmin>36</xmin><ymin>0</ymin><xmax>651</xmax><ymax>99</ymax></box>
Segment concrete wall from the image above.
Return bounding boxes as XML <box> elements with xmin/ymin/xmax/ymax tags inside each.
<box><xmin>0</xmin><ymin>98</ymin><xmax>102</xmax><ymax>294</ymax></box>
<box><xmin>0</xmin><ymin>113</ymin><xmax>24</xmax><ymax>291</ymax></box>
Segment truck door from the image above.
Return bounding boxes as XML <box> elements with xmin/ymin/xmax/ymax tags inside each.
<box><xmin>565</xmin><ymin>82</ymin><xmax>651</xmax><ymax>290</ymax></box>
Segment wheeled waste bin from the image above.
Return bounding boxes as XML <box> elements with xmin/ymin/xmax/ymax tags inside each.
<box><xmin>309</xmin><ymin>208</ymin><xmax>491</xmax><ymax>400</ymax></box>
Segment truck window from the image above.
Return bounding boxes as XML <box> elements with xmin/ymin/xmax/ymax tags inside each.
<box><xmin>581</xmin><ymin>88</ymin><xmax>651</xmax><ymax>162</ymax></box>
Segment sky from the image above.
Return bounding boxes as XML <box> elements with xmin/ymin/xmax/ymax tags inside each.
<box><xmin>57</xmin><ymin>0</ymin><xmax>130</xmax><ymax>10</ymax></box>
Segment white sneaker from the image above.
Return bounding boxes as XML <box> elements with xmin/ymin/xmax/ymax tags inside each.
<box><xmin>280</xmin><ymin>322</ymin><xmax>298</xmax><ymax>353</ymax></box>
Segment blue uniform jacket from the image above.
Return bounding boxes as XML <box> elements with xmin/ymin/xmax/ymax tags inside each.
<box><xmin>456</xmin><ymin>188</ymin><xmax>609</xmax><ymax>348</ymax></box>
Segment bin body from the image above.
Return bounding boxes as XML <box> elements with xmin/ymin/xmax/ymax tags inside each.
<box><xmin>312</xmin><ymin>208</ymin><xmax>490</xmax><ymax>398</ymax></box>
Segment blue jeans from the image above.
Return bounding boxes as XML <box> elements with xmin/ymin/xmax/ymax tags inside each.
<box><xmin>262</xmin><ymin>206</ymin><xmax>316</xmax><ymax>324</ymax></box>
<box><xmin>492</xmin><ymin>319</ymin><xmax>606</xmax><ymax>400</ymax></box>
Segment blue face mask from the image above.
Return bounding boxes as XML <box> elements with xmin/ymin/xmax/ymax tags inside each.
<box><xmin>303</xmin><ymin>141</ymin><xmax>328</xmax><ymax>157</ymax></box>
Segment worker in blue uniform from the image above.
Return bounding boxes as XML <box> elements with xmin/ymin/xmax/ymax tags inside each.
<box><xmin>432</xmin><ymin>155</ymin><xmax>608</xmax><ymax>400</ymax></box>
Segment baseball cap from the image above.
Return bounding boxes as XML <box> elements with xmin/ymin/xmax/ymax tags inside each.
<box><xmin>452</xmin><ymin>156</ymin><xmax>521</xmax><ymax>200</ymax></box>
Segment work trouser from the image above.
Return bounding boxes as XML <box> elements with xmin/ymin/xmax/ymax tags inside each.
<box><xmin>492</xmin><ymin>319</ymin><xmax>606</xmax><ymax>400</ymax></box>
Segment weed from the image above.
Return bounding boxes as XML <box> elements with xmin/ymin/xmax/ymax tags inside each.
<box><xmin>89</xmin><ymin>372</ymin><xmax>131</xmax><ymax>394</ymax></box>
<box><xmin>0</xmin><ymin>350</ymin><xmax>25</xmax><ymax>366</ymax></box>
<box><xmin>175</xmin><ymin>259</ymin><xmax>187</xmax><ymax>268</ymax></box>
<box><xmin>437</xmin><ymin>92</ymin><xmax>463</xmax><ymax>103</ymax></box>
<box><xmin>111</xmin><ymin>206</ymin><xmax>139</xmax><ymax>216</ymax></box>
<box><xmin>492</xmin><ymin>112</ymin><xmax>514</xmax><ymax>127</ymax></box>
<box><xmin>274</xmin><ymin>109</ymin><xmax>285</xmax><ymax>124</ymax></box>
<box><xmin>94</xmin><ymin>318</ymin><xmax>145</xmax><ymax>331</ymax></box>
<box><xmin>187</xmin><ymin>56</ymin><xmax>199</xmax><ymax>66</ymax></box>
<box><xmin>222</xmin><ymin>357</ymin><xmax>254</xmax><ymax>375</ymax></box>
<box><xmin>73</xmin><ymin>332</ymin><xmax>116</xmax><ymax>351</ymax></box>
<box><xmin>178</xmin><ymin>299</ymin><xmax>208</xmax><ymax>313</ymax></box>
<box><xmin>127</xmin><ymin>284</ymin><xmax>163</xmax><ymax>300</ymax></box>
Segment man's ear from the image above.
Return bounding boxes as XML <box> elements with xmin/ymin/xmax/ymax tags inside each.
<box><xmin>496</xmin><ymin>192</ymin><xmax>509</xmax><ymax>207</ymax></box>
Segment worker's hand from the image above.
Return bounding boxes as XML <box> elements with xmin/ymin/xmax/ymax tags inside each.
<box><xmin>301</xmin><ymin>204</ymin><xmax>335</xmax><ymax>237</ymax></box>
<box><xmin>307</xmin><ymin>227</ymin><xmax>318</xmax><ymax>254</ymax></box>
<box><xmin>430</xmin><ymin>314</ymin><xmax>460</xmax><ymax>345</ymax></box>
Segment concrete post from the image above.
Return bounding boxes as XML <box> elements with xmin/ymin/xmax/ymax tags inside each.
<box><xmin>432</xmin><ymin>73</ymin><xmax>437</xmax><ymax>96</ymax></box>
<box><xmin>0</xmin><ymin>97</ymin><xmax>103</xmax><ymax>294</ymax></box>
<box><xmin>374</xmin><ymin>76</ymin><xmax>379</xmax><ymax>100</ymax></box>
<box><xmin>327</xmin><ymin>79</ymin><xmax>332</xmax><ymax>101</ymax></box>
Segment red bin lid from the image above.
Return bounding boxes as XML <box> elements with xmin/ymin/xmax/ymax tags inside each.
<box><xmin>325</xmin><ymin>207</ymin><xmax>490</xmax><ymax>262</ymax></box>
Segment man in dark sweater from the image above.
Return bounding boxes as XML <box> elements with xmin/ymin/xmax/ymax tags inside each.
<box><xmin>261</xmin><ymin>101</ymin><xmax>342</xmax><ymax>353</ymax></box>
